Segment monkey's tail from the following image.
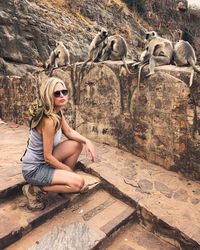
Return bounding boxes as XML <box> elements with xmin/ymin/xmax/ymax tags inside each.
<box><xmin>137</xmin><ymin>62</ymin><xmax>148</xmax><ymax>90</ymax></box>
<box><xmin>188</xmin><ymin>57</ymin><xmax>200</xmax><ymax>74</ymax></box>
<box><xmin>48</xmin><ymin>66</ymin><xmax>54</xmax><ymax>77</ymax></box>
<box><xmin>189</xmin><ymin>59</ymin><xmax>200</xmax><ymax>87</ymax></box>
<box><xmin>122</xmin><ymin>57</ymin><xmax>135</xmax><ymax>75</ymax></box>
<box><xmin>189</xmin><ymin>68</ymin><xmax>195</xmax><ymax>87</ymax></box>
<box><xmin>192</xmin><ymin>65</ymin><xmax>200</xmax><ymax>74</ymax></box>
<box><xmin>78</xmin><ymin>59</ymin><xmax>90</xmax><ymax>83</ymax></box>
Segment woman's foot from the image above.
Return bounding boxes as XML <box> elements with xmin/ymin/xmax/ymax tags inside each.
<box><xmin>22</xmin><ymin>184</ymin><xmax>45</xmax><ymax>211</ymax></box>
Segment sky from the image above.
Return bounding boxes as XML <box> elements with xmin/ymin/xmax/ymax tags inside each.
<box><xmin>187</xmin><ymin>0</ymin><xmax>200</xmax><ymax>8</ymax></box>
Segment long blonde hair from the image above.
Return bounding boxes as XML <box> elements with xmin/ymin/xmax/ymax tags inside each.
<box><xmin>40</xmin><ymin>77</ymin><xmax>66</xmax><ymax>131</ymax></box>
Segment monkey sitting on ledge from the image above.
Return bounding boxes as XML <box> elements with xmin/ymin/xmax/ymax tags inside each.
<box><xmin>78</xmin><ymin>28</ymin><xmax>108</xmax><ymax>81</ymax></box>
<box><xmin>101</xmin><ymin>34</ymin><xmax>135</xmax><ymax>75</ymax></box>
<box><xmin>45</xmin><ymin>41</ymin><xmax>70</xmax><ymax>76</ymax></box>
<box><xmin>137</xmin><ymin>31</ymin><xmax>173</xmax><ymax>86</ymax></box>
<box><xmin>173</xmin><ymin>40</ymin><xmax>200</xmax><ymax>87</ymax></box>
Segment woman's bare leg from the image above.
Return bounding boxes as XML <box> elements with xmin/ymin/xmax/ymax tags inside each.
<box><xmin>53</xmin><ymin>140</ymin><xmax>83</xmax><ymax>170</ymax></box>
<box><xmin>40</xmin><ymin>140</ymin><xmax>84</xmax><ymax>193</ymax></box>
<box><xmin>41</xmin><ymin>169</ymin><xmax>84</xmax><ymax>193</ymax></box>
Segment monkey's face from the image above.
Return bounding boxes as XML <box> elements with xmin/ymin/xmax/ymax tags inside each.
<box><xmin>100</xmin><ymin>28</ymin><xmax>108</xmax><ymax>39</ymax></box>
<box><xmin>145</xmin><ymin>31</ymin><xmax>157</xmax><ymax>42</ymax></box>
<box><xmin>55</xmin><ymin>41</ymin><xmax>63</xmax><ymax>47</ymax></box>
<box><xmin>176</xmin><ymin>1</ymin><xmax>188</xmax><ymax>12</ymax></box>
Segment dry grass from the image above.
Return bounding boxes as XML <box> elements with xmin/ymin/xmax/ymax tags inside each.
<box><xmin>53</xmin><ymin>0</ymin><xmax>65</xmax><ymax>7</ymax></box>
<box><xmin>112</xmin><ymin>0</ymin><xmax>127</xmax><ymax>10</ymax></box>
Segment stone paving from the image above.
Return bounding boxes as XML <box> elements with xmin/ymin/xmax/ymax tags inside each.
<box><xmin>0</xmin><ymin>123</ymin><xmax>200</xmax><ymax>249</ymax></box>
<box><xmin>80</xmin><ymin>146</ymin><xmax>200</xmax><ymax>248</ymax></box>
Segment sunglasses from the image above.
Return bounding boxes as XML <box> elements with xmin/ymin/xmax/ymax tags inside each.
<box><xmin>53</xmin><ymin>89</ymin><xmax>68</xmax><ymax>98</ymax></box>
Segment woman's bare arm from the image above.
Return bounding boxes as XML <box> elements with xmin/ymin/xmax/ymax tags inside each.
<box><xmin>61</xmin><ymin>117</ymin><xmax>96</xmax><ymax>162</ymax></box>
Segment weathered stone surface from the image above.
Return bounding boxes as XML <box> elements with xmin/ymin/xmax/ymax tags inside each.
<box><xmin>173</xmin><ymin>189</ymin><xmax>189</xmax><ymax>202</ymax></box>
<box><xmin>154</xmin><ymin>181</ymin><xmax>173</xmax><ymax>198</ymax></box>
<box><xmin>137</xmin><ymin>179</ymin><xmax>153</xmax><ymax>191</ymax></box>
<box><xmin>7</xmin><ymin>189</ymin><xmax>135</xmax><ymax>250</ymax></box>
<box><xmin>0</xmin><ymin>193</ymin><xmax>70</xmax><ymax>249</ymax></box>
<box><xmin>81</xmin><ymin>142</ymin><xmax>200</xmax><ymax>249</ymax></box>
<box><xmin>0</xmin><ymin>0</ymin><xmax>144</xmax><ymax>76</ymax></box>
<box><xmin>105</xmin><ymin>223</ymin><xmax>178</xmax><ymax>250</ymax></box>
<box><xmin>28</xmin><ymin>222</ymin><xmax>100</xmax><ymax>250</ymax></box>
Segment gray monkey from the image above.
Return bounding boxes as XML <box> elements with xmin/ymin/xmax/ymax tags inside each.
<box><xmin>174</xmin><ymin>40</ymin><xmax>200</xmax><ymax>87</ymax></box>
<box><xmin>79</xmin><ymin>28</ymin><xmax>108</xmax><ymax>80</ymax></box>
<box><xmin>101</xmin><ymin>34</ymin><xmax>134</xmax><ymax>74</ymax></box>
<box><xmin>45</xmin><ymin>41</ymin><xmax>70</xmax><ymax>76</ymax></box>
<box><xmin>138</xmin><ymin>31</ymin><xmax>173</xmax><ymax>85</ymax></box>
<box><xmin>176</xmin><ymin>0</ymin><xmax>188</xmax><ymax>12</ymax></box>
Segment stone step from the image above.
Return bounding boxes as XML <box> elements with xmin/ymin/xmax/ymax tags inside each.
<box><xmin>79</xmin><ymin>142</ymin><xmax>200</xmax><ymax>250</ymax></box>
<box><xmin>103</xmin><ymin>222</ymin><xmax>179</xmax><ymax>250</ymax></box>
<box><xmin>0</xmin><ymin>124</ymin><xmax>28</xmax><ymax>201</ymax></box>
<box><xmin>0</xmin><ymin>172</ymin><xmax>101</xmax><ymax>249</ymax></box>
<box><xmin>6</xmin><ymin>189</ymin><xmax>136</xmax><ymax>250</ymax></box>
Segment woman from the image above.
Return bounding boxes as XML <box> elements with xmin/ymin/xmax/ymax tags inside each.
<box><xmin>22</xmin><ymin>77</ymin><xmax>96</xmax><ymax>210</ymax></box>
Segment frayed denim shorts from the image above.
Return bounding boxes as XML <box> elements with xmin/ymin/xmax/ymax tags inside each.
<box><xmin>22</xmin><ymin>163</ymin><xmax>55</xmax><ymax>186</ymax></box>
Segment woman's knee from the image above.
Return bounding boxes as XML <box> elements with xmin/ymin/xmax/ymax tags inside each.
<box><xmin>74</xmin><ymin>141</ymin><xmax>83</xmax><ymax>153</ymax></box>
<box><xmin>71</xmin><ymin>175</ymin><xmax>84</xmax><ymax>192</ymax></box>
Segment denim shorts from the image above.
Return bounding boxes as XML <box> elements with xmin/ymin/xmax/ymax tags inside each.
<box><xmin>22</xmin><ymin>163</ymin><xmax>55</xmax><ymax>186</ymax></box>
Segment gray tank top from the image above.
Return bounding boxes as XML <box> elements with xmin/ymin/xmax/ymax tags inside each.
<box><xmin>22</xmin><ymin>128</ymin><xmax>62</xmax><ymax>171</ymax></box>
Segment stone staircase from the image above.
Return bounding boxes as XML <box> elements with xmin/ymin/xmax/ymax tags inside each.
<box><xmin>0</xmin><ymin>124</ymin><xmax>200</xmax><ymax>250</ymax></box>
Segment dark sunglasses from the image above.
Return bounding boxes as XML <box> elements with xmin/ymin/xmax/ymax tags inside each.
<box><xmin>53</xmin><ymin>89</ymin><xmax>68</xmax><ymax>98</ymax></box>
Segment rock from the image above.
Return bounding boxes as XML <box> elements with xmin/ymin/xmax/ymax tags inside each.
<box><xmin>154</xmin><ymin>181</ymin><xmax>173</xmax><ymax>198</ymax></box>
<box><xmin>29</xmin><ymin>222</ymin><xmax>101</xmax><ymax>250</ymax></box>
<box><xmin>173</xmin><ymin>189</ymin><xmax>189</xmax><ymax>202</ymax></box>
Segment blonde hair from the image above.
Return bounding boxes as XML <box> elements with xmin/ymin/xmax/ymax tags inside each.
<box><xmin>40</xmin><ymin>77</ymin><xmax>66</xmax><ymax>131</ymax></box>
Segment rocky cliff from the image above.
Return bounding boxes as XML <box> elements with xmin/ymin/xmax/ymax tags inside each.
<box><xmin>0</xmin><ymin>0</ymin><xmax>146</xmax><ymax>76</ymax></box>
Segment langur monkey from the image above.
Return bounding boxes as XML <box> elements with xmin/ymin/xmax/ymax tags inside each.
<box><xmin>79</xmin><ymin>28</ymin><xmax>108</xmax><ymax>80</ymax></box>
<box><xmin>101</xmin><ymin>34</ymin><xmax>134</xmax><ymax>74</ymax></box>
<box><xmin>45</xmin><ymin>41</ymin><xmax>70</xmax><ymax>76</ymax></box>
<box><xmin>138</xmin><ymin>31</ymin><xmax>173</xmax><ymax>85</ymax></box>
<box><xmin>176</xmin><ymin>0</ymin><xmax>188</xmax><ymax>12</ymax></box>
<box><xmin>174</xmin><ymin>40</ymin><xmax>200</xmax><ymax>87</ymax></box>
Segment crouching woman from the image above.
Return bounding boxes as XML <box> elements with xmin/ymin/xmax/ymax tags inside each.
<box><xmin>21</xmin><ymin>77</ymin><xmax>96</xmax><ymax>210</ymax></box>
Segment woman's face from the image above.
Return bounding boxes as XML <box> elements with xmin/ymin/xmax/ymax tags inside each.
<box><xmin>53</xmin><ymin>82</ymin><xmax>68</xmax><ymax>110</ymax></box>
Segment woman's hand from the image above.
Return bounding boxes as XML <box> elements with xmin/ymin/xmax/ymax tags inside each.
<box><xmin>85</xmin><ymin>139</ymin><xmax>96</xmax><ymax>162</ymax></box>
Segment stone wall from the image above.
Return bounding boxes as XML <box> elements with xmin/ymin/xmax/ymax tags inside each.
<box><xmin>0</xmin><ymin>75</ymin><xmax>38</xmax><ymax>125</ymax></box>
<box><xmin>1</xmin><ymin>62</ymin><xmax>200</xmax><ymax>180</ymax></box>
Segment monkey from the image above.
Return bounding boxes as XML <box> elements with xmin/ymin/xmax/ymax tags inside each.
<box><xmin>101</xmin><ymin>34</ymin><xmax>134</xmax><ymax>75</ymax></box>
<box><xmin>173</xmin><ymin>40</ymin><xmax>200</xmax><ymax>87</ymax></box>
<box><xmin>79</xmin><ymin>28</ymin><xmax>108</xmax><ymax>81</ymax></box>
<box><xmin>176</xmin><ymin>0</ymin><xmax>188</xmax><ymax>12</ymax></box>
<box><xmin>137</xmin><ymin>31</ymin><xmax>173</xmax><ymax>86</ymax></box>
<box><xmin>54</xmin><ymin>41</ymin><xmax>70</xmax><ymax>67</ymax></box>
<box><xmin>45</xmin><ymin>41</ymin><xmax>70</xmax><ymax>76</ymax></box>
<box><xmin>45</xmin><ymin>50</ymin><xmax>57</xmax><ymax>72</ymax></box>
